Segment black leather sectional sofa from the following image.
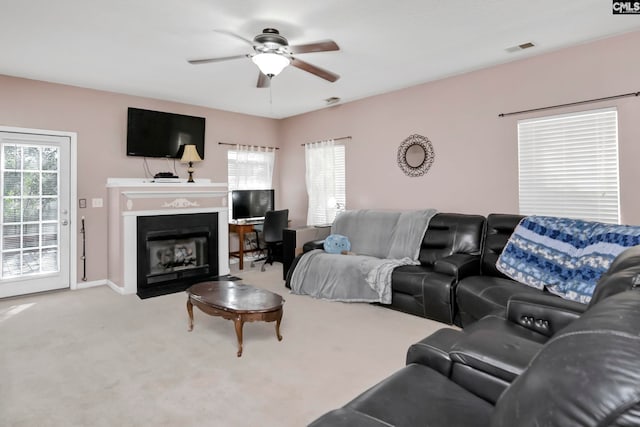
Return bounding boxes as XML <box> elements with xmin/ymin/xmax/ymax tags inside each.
<box><xmin>290</xmin><ymin>212</ymin><xmax>640</xmax><ymax>329</ymax></box>
<box><xmin>290</xmin><ymin>212</ymin><xmax>542</xmax><ymax>326</ymax></box>
<box><xmin>309</xmin><ymin>246</ymin><xmax>640</xmax><ymax>426</ymax></box>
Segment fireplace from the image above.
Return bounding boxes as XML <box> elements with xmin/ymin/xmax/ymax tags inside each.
<box><xmin>136</xmin><ymin>213</ymin><xmax>218</xmax><ymax>298</ymax></box>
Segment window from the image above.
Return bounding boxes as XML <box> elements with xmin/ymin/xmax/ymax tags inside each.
<box><xmin>227</xmin><ymin>146</ymin><xmax>275</xmax><ymax>217</ymax></box>
<box><xmin>518</xmin><ymin>108</ymin><xmax>619</xmax><ymax>223</ymax></box>
<box><xmin>227</xmin><ymin>146</ymin><xmax>275</xmax><ymax>190</ymax></box>
<box><xmin>305</xmin><ymin>140</ymin><xmax>346</xmax><ymax>225</ymax></box>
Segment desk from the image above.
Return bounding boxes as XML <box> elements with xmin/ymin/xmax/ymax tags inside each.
<box><xmin>229</xmin><ymin>222</ymin><xmax>263</xmax><ymax>270</ymax></box>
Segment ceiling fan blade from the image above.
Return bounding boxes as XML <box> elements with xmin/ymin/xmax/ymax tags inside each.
<box><xmin>290</xmin><ymin>58</ymin><xmax>340</xmax><ymax>82</ymax></box>
<box><xmin>212</xmin><ymin>29</ymin><xmax>254</xmax><ymax>46</ymax></box>
<box><xmin>289</xmin><ymin>40</ymin><xmax>339</xmax><ymax>54</ymax></box>
<box><xmin>257</xmin><ymin>72</ymin><xmax>270</xmax><ymax>88</ymax></box>
<box><xmin>187</xmin><ymin>54</ymin><xmax>248</xmax><ymax>65</ymax></box>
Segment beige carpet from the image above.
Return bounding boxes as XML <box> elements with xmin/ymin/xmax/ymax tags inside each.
<box><xmin>0</xmin><ymin>264</ymin><xmax>448</xmax><ymax>427</ymax></box>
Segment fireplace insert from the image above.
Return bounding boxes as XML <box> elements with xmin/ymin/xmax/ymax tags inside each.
<box><xmin>137</xmin><ymin>213</ymin><xmax>218</xmax><ymax>298</ymax></box>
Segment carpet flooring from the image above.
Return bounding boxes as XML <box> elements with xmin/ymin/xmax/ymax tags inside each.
<box><xmin>0</xmin><ymin>264</ymin><xmax>447</xmax><ymax>426</ymax></box>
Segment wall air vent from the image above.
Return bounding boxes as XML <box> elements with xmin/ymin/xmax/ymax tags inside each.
<box><xmin>505</xmin><ymin>42</ymin><xmax>536</xmax><ymax>53</ymax></box>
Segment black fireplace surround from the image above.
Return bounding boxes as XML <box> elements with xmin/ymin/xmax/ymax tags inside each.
<box><xmin>136</xmin><ymin>213</ymin><xmax>218</xmax><ymax>298</ymax></box>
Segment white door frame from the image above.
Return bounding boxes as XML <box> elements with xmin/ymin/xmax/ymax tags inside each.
<box><xmin>0</xmin><ymin>125</ymin><xmax>77</xmax><ymax>291</ymax></box>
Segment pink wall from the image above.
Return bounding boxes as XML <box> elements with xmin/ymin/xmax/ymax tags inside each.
<box><xmin>1</xmin><ymin>30</ymin><xmax>639</xmax><ymax>285</ymax></box>
<box><xmin>280</xmin><ymin>31</ymin><xmax>640</xmax><ymax>227</ymax></box>
<box><xmin>0</xmin><ymin>76</ymin><xmax>280</xmax><ymax>282</ymax></box>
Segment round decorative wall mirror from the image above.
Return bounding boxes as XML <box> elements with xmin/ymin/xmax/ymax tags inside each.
<box><xmin>397</xmin><ymin>134</ymin><xmax>435</xmax><ymax>177</ymax></box>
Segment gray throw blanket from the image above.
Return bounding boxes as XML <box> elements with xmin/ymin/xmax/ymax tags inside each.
<box><xmin>290</xmin><ymin>209</ymin><xmax>437</xmax><ymax>303</ymax></box>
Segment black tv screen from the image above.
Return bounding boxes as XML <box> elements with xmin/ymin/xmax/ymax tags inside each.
<box><xmin>231</xmin><ymin>190</ymin><xmax>275</xmax><ymax>220</ymax></box>
<box><xmin>126</xmin><ymin>107</ymin><xmax>206</xmax><ymax>159</ymax></box>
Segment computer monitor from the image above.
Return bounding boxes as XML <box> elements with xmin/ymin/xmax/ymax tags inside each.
<box><xmin>231</xmin><ymin>189</ymin><xmax>275</xmax><ymax>220</ymax></box>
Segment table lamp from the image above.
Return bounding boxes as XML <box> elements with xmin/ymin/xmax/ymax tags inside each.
<box><xmin>180</xmin><ymin>144</ymin><xmax>202</xmax><ymax>183</ymax></box>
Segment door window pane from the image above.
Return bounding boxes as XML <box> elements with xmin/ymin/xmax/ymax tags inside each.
<box><xmin>2</xmin><ymin>252</ymin><xmax>20</xmax><ymax>277</ymax></box>
<box><xmin>41</xmin><ymin>248</ymin><xmax>58</xmax><ymax>272</ymax></box>
<box><xmin>23</xmin><ymin>147</ymin><xmax>40</xmax><ymax>170</ymax></box>
<box><xmin>22</xmin><ymin>249</ymin><xmax>40</xmax><ymax>274</ymax></box>
<box><xmin>3</xmin><ymin>225</ymin><xmax>20</xmax><ymax>250</ymax></box>
<box><xmin>23</xmin><ymin>199</ymin><xmax>40</xmax><ymax>222</ymax></box>
<box><xmin>3</xmin><ymin>145</ymin><xmax>19</xmax><ymax>169</ymax></box>
<box><xmin>42</xmin><ymin>147</ymin><xmax>58</xmax><ymax>171</ymax></box>
<box><xmin>22</xmin><ymin>224</ymin><xmax>39</xmax><ymax>248</ymax></box>
<box><xmin>3</xmin><ymin>198</ymin><xmax>20</xmax><ymax>223</ymax></box>
<box><xmin>3</xmin><ymin>172</ymin><xmax>20</xmax><ymax>195</ymax></box>
<box><xmin>42</xmin><ymin>198</ymin><xmax>57</xmax><ymax>221</ymax></box>
<box><xmin>42</xmin><ymin>223</ymin><xmax>58</xmax><ymax>247</ymax></box>
<box><xmin>23</xmin><ymin>172</ymin><xmax>40</xmax><ymax>196</ymax></box>
<box><xmin>42</xmin><ymin>172</ymin><xmax>58</xmax><ymax>195</ymax></box>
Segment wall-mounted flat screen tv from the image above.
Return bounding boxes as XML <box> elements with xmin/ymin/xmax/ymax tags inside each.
<box><xmin>126</xmin><ymin>107</ymin><xmax>206</xmax><ymax>159</ymax></box>
<box><xmin>231</xmin><ymin>189</ymin><xmax>275</xmax><ymax>220</ymax></box>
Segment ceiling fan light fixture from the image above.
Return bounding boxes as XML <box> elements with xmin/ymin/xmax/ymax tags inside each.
<box><xmin>252</xmin><ymin>53</ymin><xmax>290</xmax><ymax>77</ymax></box>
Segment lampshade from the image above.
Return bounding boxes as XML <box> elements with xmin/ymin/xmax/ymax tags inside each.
<box><xmin>251</xmin><ymin>53</ymin><xmax>290</xmax><ymax>77</ymax></box>
<box><xmin>180</xmin><ymin>145</ymin><xmax>202</xmax><ymax>163</ymax></box>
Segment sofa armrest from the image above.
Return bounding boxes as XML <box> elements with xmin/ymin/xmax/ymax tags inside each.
<box><xmin>433</xmin><ymin>254</ymin><xmax>481</xmax><ymax>281</ymax></box>
<box><xmin>448</xmin><ymin>329</ymin><xmax>543</xmax><ymax>404</ymax></box>
<box><xmin>406</xmin><ymin>328</ymin><xmax>463</xmax><ymax>377</ymax></box>
<box><xmin>303</xmin><ymin>239</ymin><xmax>325</xmax><ymax>253</ymax></box>
<box><xmin>449</xmin><ymin>329</ymin><xmax>543</xmax><ymax>382</ymax></box>
<box><xmin>285</xmin><ymin>241</ymin><xmax>325</xmax><ymax>289</ymax></box>
<box><xmin>506</xmin><ymin>293</ymin><xmax>587</xmax><ymax>337</ymax></box>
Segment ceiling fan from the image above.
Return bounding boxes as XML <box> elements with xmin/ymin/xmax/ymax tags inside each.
<box><xmin>188</xmin><ymin>28</ymin><xmax>340</xmax><ymax>88</ymax></box>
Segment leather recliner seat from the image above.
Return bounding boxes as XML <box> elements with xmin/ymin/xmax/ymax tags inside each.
<box><xmin>389</xmin><ymin>213</ymin><xmax>485</xmax><ymax>324</ymax></box>
<box><xmin>455</xmin><ymin>213</ymin><xmax>533</xmax><ymax>326</ymax></box>
<box><xmin>310</xmin><ymin>285</ymin><xmax>640</xmax><ymax>427</ymax></box>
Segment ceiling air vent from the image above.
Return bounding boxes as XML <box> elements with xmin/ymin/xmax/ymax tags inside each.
<box><xmin>505</xmin><ymin>42</ymin><xmax>536</xmax><ymax>53</ymax></box>
<box><xmin>325</xmin><ymin>97</ymin><xmax>341</xmax><ymax>105</ymax></box>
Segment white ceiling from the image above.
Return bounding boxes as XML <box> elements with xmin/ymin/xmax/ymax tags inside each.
<box><xmin>1</xmin><ymin>1</ymin><xmax>638</xmax><ymax>119</ymax></box>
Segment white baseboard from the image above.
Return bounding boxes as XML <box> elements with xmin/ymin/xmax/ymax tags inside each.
<box><xmin>74</xmin><ymin>279</ymin><xmax>107</xmax><ymax>290</ymax></box>
<box><xmin>106</xmin><ymin>280</ymin><xmax>131</xmax><ymax>295</ymax></box>
<box><xmin>72</xmin><ymin>279</ymin><xmax>134</xmax><ymax>296</ymax></box>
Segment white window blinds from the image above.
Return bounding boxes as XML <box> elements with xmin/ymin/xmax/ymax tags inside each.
<box><xmin>305</xmin><ymin>140</ymin><xmax>346</xmax><ymax>226</ymax></box>
<box><xmin>518</xmin><ymin>107</ymin><xmax>619</xmax><ymax>223</ymax></box>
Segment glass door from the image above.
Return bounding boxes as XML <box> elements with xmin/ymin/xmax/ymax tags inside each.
<box><xmin>1</xmin><ymin>131</ymin><xmax>71</xmax><ymax>298</ymax></box>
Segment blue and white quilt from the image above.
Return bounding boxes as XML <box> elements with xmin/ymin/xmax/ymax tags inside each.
<box><xmin>496</xmin><ymin>216</ymin><xmax>640</xmax><ymax>304</ymax></box>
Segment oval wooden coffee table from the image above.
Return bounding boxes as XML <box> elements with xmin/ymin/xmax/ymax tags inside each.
<box><xmin>186</xmin><ymin>281</ymin><xmax>284</xmax><ymax>357</ymax></box>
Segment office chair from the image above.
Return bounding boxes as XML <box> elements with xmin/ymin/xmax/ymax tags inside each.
<box><xmin>259</xmin><ymin>209</ymin><xmax>289</xmax><ymax>272</ymax></box>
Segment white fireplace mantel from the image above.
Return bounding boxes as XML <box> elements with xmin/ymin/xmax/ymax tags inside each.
<box><xmin>106</xmin><ymin>178</ymin><xmax>230</xmax><ymax>296</ymax></box>
<box><xmin>107</xmin><ymin>177</ymin><xmax>228</xmax><ymax>212</ymax></box>
<box><xmin>121</xmin><ymin>190</ymin><xmax>226</xmax><ymax>199</ymax></box>
<box><xmin>107</xmin><ymin>177</ymin><xmax>228</xmax><ymax>188</ymax></box>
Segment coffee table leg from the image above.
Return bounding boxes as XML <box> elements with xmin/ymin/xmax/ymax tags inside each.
<box><xmin>234</xmin><ymin>316</ymin><xmax>244</xmax><ymax>357</ymax></box>
<box><xmin>275</xmin><ymin>309</ymin><xmax>283</xmax><ymax>341</ymax></box>
<box><xmin>187</xmin><ymin>299</ymin><xmax>194</xmax><ymax>331</ymax></box>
